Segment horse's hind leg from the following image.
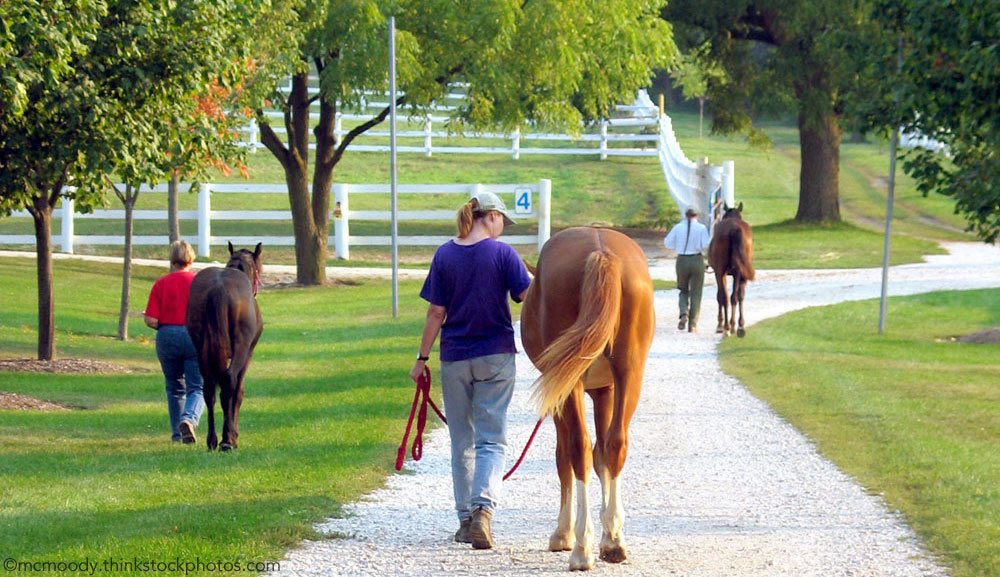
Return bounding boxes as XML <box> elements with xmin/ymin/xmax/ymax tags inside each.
<box><xmin>554</xmin><ymin>385</ymin><xmax>595</xmax><ymax>571</ymax></box>
<box><xmin>217</xmin><ymin>375</ymin><xmax>234</xmax><ymax>451</ymax></box>
<box><xmin>715</xmin><ymin>272</ymin><xmax>728</xmax><ymax>335</ymax></box>
<box><xmin>590</xmin><ymin>386</ymin><xmax>626</xmax><ymax>564</ymax></box>
<box><xmin>549</xmin><ymin>412</ymin><xmax>576</xmax><ymax>553</ymax></box>
<box><xmin>203</xmin><ymin>374</ymin><xmax>218</xmax><ymax>451</ymax></box>
<box><xmin>736</xmin><ymin>277</ymin><xmax>747</xmax><ymax>338</ymax></box>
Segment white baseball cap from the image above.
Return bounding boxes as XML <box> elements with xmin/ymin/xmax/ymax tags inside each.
<box><xmin>471</xmin><ymin>191</ymin><xmax>516</xmax><ymax>225</ymax></box>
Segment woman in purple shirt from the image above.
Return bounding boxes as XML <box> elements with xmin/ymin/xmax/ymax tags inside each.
<box><xmin>410</xmin><ymin>191</ymin><xmax>532</xmax><ymax>550</ymax></box>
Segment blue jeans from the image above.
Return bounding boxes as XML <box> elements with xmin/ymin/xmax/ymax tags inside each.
<box><xmin>155</xmin><ymin>325</ymin><xmax>205</xmax><ymax>441</ymax></box>
<box><xmin>440</xmin><ymin>353</ymin><xmax>516</xmax><ymax>520</ymax></box>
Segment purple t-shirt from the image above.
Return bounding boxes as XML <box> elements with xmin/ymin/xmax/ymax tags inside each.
<box><xmin>420</xmin><ymin>238</ymin><xmax>532</xmax><ymax>362</ymax></box>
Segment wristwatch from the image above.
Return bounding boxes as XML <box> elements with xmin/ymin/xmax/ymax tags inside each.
<box><xmin>416</xmin><ymin>353</ymin><xmax>430</xmax><ymax>361</ymax></box>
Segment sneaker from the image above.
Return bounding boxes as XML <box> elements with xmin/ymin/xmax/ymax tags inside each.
<box><xmin>469</xmin><ymin>507</ymin><xmax>494</xmax><ymax>549</ymax></box>
<box><xmin>179</xmin><ymin>420</ymin><xmax>197</xmax><ymax>444</ymax></box>
<box><xmin>454</xmin><ymin>517</ymin><xmax>472</xmax><ymax>543</ymax></box>
<box><xmin>688</xmin><ymin>324</ymin><xmax>698</xmax><ymax>333</ymax></box>
<box><xmin>678</xmin><ymin>315</ymin><xmax>688</xmax><ymax>331</ymax></box>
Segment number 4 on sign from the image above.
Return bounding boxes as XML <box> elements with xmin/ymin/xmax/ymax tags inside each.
<box><xmin>515</xmin><ymin>188</ymin><xmax>533</xmax><ymax>215</ymax></box>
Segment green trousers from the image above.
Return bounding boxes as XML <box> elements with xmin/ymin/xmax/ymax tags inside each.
<box><xmin>676</xmin><ymin>253</ymin><xmax>705</xmax><ymax>327</ymax></box>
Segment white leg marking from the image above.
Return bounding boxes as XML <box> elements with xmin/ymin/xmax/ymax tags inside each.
<box><xmin>599</xmin><ymin>475</ymin><xmax>626</xmax><ymax>562</ymax></box>
<box><xmin>549</xmin><ymin>482</ymin><xmax>575</xmax><ymax>551</ymax></box>
<box><xmin>569</xmin><ymin>479</ymin><xmax>594</xmax><ymax>570</ymax></box>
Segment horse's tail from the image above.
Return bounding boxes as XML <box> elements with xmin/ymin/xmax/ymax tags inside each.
<box><xmin>731</xmin><ymin>226</ymin><xmax>755</xmax><ymax>282</ymax></box>
<box><xmin>531</xmin><ymin>249</ymin><xmax>622</xmax><ymax>418</ymax></box>
<box><xmin>202</xmin><ymin>291</ymin><xmax>232</xmax><ymax>374</ymax></box>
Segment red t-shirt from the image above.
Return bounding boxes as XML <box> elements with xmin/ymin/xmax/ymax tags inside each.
<box><xmin>144</xmin><ymin>270</ymin><xmax>196</xmax><ymax>326</ymax></box>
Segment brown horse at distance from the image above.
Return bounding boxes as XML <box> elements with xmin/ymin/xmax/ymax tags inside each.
<box><xmin>186</xmin><ymin>242</ymin><xmax>263</xmax><ymax>451</ymax></box>
<box><xmin>520</xmin><ymin>227</ymin><xmax>655</xmax><ymax>570</ymax></box>
<box><xmin>709</xmin><ymin>203</ymin><xmax>755</xmax><ymax>337</ymax></box>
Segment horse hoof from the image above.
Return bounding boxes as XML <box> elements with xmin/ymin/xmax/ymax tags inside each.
<box><xmin>716</xmin><ymin>327</ymin><xmax>725</xmax><ymax>334</ymax></box>
<box><xmin>549</xmin><ymin>534</ymin><xmax>573</xmax><ymax>552</ymax></box>
<box><xmin>737</xmin><ymin>328</ymin><xmax>746</xmax><ymax>338</ymax></box>
<box><xmin>599</xmin><ymin>545</ymin><xmax>627</xmax><ymax>564</ymax></box>
<box><xmin>220</xmin><ymin>442</ymin><xmax>235</xmax><ymax>452</ymax></box>
<box><xmin>568</xmin><ymin>551</ymin><xmax>594</xmax><ymax>571</ymax></box>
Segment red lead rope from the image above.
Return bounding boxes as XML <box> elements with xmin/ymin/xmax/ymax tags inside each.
<box><xmin>395</xmin><ymin>366</ymin><xmax>447</xmax><ymax>471</ymax></box>
<box><xmin>395</xmin><ymin>365</ymin><xmax>544</xmax><ymax>481</ymax></box>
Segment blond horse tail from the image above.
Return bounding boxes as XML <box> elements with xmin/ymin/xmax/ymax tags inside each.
<box><xmin>531</xmin><ymin>250</ymin><xmax>622</xmax><ymax>418</ymax></box>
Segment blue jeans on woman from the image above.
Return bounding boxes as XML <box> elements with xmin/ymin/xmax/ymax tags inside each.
<box><xmin>155</xmin><ymin>325</ymin><xmax>205</xmax><ymax>442</ymax></box>
<box><xmin>440</xmin><ymin>353</ymin><xmax>516</xmax><ymax>521</ymax></box>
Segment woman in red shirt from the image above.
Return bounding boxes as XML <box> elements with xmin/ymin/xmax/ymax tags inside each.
<box><xmin>144</xmin><ymin>240</ymin><xmax>204</xmax><ymax>444</ymax></box>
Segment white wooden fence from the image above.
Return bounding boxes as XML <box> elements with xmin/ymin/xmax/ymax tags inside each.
<box><xmin>245</xmin><ymin>86</ymin><xmax>735</xmax><ymax>228</ymax></box>
<box><xmin>1</xmin><ymin>181</ymin><xmax>552</xmax><ymax>260</ymax></box>
<box><xmin>243</xmin><ymin>80</ymin><xmax>660</xmax><ymax>159</ymax></box>
<box><xmin>333</xmin><ymin>180</ymin><xmax>551</xmax><ymax>260</ymax></box>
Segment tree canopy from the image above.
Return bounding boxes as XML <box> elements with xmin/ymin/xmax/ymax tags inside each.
<box><xmin>859</xmin><ymin>0</ymin><xmax>1000</xmax><ymax>242</ymax></box>
<box><xmin>0</xmin><ymin>0</ymin><xmax>259</xmax><ymax>358</ymax></box>
<box><xmin>662</xmin><ymin>2</ymin><xmax>874</xmax><ymax>221</ymax></box>
<box><xmin>248</xmin><ymin>0</ymin><xmax>677</xmax><ymax>284</ymax></box>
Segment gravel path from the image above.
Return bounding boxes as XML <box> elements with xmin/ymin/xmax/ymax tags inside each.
<box><xmin>269</xmin><ymin>241</ymin><xmax>999</xmax><ymax>576</ymax></box>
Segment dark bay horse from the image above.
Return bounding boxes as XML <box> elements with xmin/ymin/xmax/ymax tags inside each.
<box><xmin>709</xmin><ymin>203</ymin><xmax>755</xmax><ymax>337</ymax></box>
<box><xmin>520</xmin><ymin>227</ymin><xmax>655</xmax><ymax>570</ymax></box>
<box><xmin>186</xmin><ymin>242</ymin><xmax>263</xmax><ymax>451</ymax></box>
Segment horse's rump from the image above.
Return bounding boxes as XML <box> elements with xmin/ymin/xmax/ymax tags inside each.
<box><xmin>525</xmin><ymin>227</ymin><xmax>651</xmax><ymax>418</ymax></box>
<box><xmin>730</xmin><ymin>222</ymin><xmax>755</xmax><ymax>281</ymax></box>
<box><xmin>187</xmin><ymin>267</ymin><xmax>256</xmax><ymax>376</ymax></box>
<box><xmin>531</xmin><ymin>248</ymin><xmax>622</xmax><ymax>417</ymax></box>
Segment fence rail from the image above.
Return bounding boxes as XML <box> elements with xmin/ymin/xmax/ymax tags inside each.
<box><xmin>2</xmin><ymin>181</ymin><xmax>552</xmax><ymax>260</ymax></box>
<box><xmin>245</xmin><ymin>87</ymin><xmax>735</xmax><ymax>229</ymax></box>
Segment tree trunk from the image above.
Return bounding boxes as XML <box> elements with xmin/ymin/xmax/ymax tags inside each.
<box><xmin>263</xmin><ymin>70</ymin><xmax>334</xmax><ymax>286</ymax></box>
<box><xmin>168</xmin><ymin>171</ymin><xmax>180</xmax><ymax>243</ymax></box>
<box><xmin>698</xmin><ymin>96</ymin><xmax>704</xmax><ymax>139</ymax></box>
<box><xmin>31</xmin><ymin>196</ymin><xmax>55</xmax><ymax>360</ymax></box>
<box><xmin>795</xmin><ymin>108</ymin><xmax>842</xmax><ymax>222</ymax></box>
<box><xmin>118</xmin><ymin>187</ymin><xmax>137</xmax><ymax>340</ymax></box>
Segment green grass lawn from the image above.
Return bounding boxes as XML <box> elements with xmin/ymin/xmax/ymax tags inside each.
<box><xmin>719</xmin><ymin>289</ymin><xmax>1000</xmax><ymax>577</ymax></box>
<box><xmin>0</xmin><ymin>258</ymin><xmax>435</xmax><ymax>576</ymax></box>
<box><xmin>0</xmin><ymin>109</ymin><xmax>992</xmax><ymax>575</ymax></box>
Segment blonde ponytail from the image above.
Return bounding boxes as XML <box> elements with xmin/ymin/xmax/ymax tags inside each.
<box><xmin>456</xmin><ymin>198</ymin><xmax>480</xmax><ymax>239</ymax></box>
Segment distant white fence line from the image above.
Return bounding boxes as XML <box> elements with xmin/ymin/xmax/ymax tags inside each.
<box><xmin>246</xmin><ymin>85</ymin><xmax>735</xmax><ymax>229</ymax></box>
<box><xmin>633</xmin><ymin>91</ymin><xmax>735</xmax><ymax>229</ymax></box>
<box><xmin>244</xmin><ymin>111</ymin><xmax>660</xmax><ymax>160</ymax></box>
<box><xmin>2</xmin><ymin>181</ymin><xmax>552</xmax><ymax>261</ymax></box>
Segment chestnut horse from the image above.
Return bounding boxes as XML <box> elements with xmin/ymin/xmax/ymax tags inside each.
<box><xmin>520</xmin><ymin>227</ymin><xmax>655</xmax><ymax>570</ymax></box>
<box><xmin>186</xmin><ymin>242</ymin><xmax>263</xmax><ymax>451</ymax></box>
<box><xmin>708</xmin><ymin>203</ymin><xmax>754</xmax><ymax>337</ymax></box>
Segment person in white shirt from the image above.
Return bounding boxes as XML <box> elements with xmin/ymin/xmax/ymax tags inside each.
<box><xmin>663</xmin><ymin>205</ymin><xmax>711</xmax><ymax>332</ymax></box>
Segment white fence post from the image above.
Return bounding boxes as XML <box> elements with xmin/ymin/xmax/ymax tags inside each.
<box><xmin>334</xmin><ymin>113</ymin><xmax>342</xmax><ymax>147</ymax></box>
<box><xmin>334</xmin><ymin>183</ymin><xmax>349</xmax><ymax>260</ymax></box>
<box><xmin>722</xmin><ymin>160</ymin><xmax>735</xmax><ymax>209</ymax></box>
<box><xmin>537</xmin><ymin>179</ymin><xmax>551</xmax><ymax>252</ymax></box>
<box><xmin>248</xmin><ymin>118</ymin><xmax>258</xmax><ymax>153</ymax></box>
<box><xmin>512</xmin><ymin>126</ymin><xmax>520</xmax><ymax>160</ymax></box>
<box><xmin>424</xmin><ymin>115</ymin><xmax>433</xmax><ymax>157</ymax></box>
<box><xmin>198</xmin><ymin>183</ymin><xmax>211</xmax><ymax>258</ymax></box>
<box><xmin>696</xmin><ymin>157</ymin><xmax>711</xmax><ymax>223</ymax></box>
<box><xmin>61</xmin><ymin>197</ymin><xmax>74</xmax><ymax>254</ymax></box>
<box><xmin>600</xmin><ymin>121</ymin><xmax>608</xmax><ymax>161</ymax></box>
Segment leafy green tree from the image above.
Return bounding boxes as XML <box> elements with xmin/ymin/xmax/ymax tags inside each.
<box><xmin>249</xmin><ymin>0</ymin><xmax>675</xmax><ymax>285</ymax></box>
<box><xmin>669</xmin><ymin>43</ymin><xmax>725</xmax><ymax>139</ymax></box>
<box><xmin>662</xmin><ymin>2</ymin><xmax>871</xmax><ymax>222</ymax></box>
<box><xmin>1</xmin><ymin>0</ymin><xmax>112</xmax><ymax>360</ymax></box>
<box><xmin>0</xmin><ymin>0</ymin><xmax>255</xmax><ymax>357</ymax></box>
<box><xmin>859</xmin><ymin>0</ymin><xmax>1000</xmax><ymax>242</ymax></box>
